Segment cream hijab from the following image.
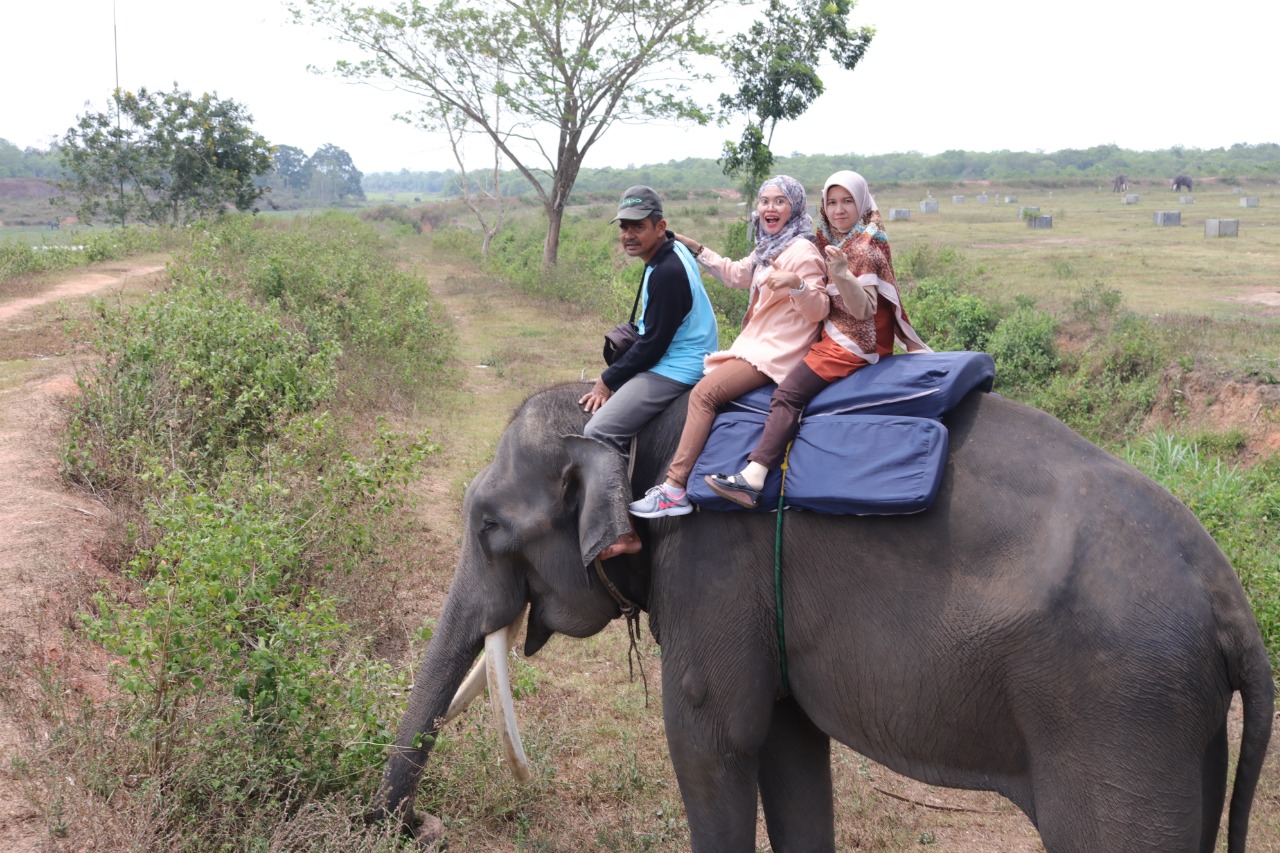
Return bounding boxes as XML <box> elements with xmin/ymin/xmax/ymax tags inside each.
<box><xmin>821</xmin><ymin>170</ymin><xmax>877</xmax><ymax>234</ymax></box>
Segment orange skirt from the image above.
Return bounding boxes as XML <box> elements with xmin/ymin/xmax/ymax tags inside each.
<box><xmin>802</xmin><ymin>333</ymin><xmax>871</xmax><ymax>383</ymax></box>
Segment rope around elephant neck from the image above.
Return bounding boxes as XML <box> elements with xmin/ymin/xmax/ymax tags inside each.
<box><xmin>775</xmin><ymin>443</ymin><xmax>792</xmax><ymax>694</ymax></box>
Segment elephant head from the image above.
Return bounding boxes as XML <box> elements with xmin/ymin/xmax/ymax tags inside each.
<box><xmin>372</xmin><ymin>386</ymin><xmax>646</xmax><ymax>826</ymax></box>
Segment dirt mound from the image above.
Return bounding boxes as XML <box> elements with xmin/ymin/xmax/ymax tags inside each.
<box><xmin>1147</xmin><ymin>369</ymin><xmax>1280</xmax><ymax>460</ymax></box>
<box><xmin>0</xmin><ymin>179</ymin><xmax>58</xmax><ymax>200</ymax></box>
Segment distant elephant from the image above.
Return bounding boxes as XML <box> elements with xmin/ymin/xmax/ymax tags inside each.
<box><xmin>373</xmin><ymin>383</ymin><xmax>1273</xmax><ymax>852</ymax></box>
<box><xmin>1112</xmin><ymin>174</ymin><xmax>1128</xmax><ymax>192</ymax></box>
<box><xmin>1173</xmin><ymin>175</ymin><xmax>1194</xmax><ymax>192</ymax></box>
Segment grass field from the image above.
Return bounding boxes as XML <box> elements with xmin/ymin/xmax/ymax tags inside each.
<box><xmin>855</xmin><ymin>180</ymin><xmax>1280</xmax><ymax>319</ymax></box>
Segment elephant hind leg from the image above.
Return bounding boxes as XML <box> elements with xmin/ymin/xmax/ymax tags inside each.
<box><xmin>1031</xmin><ymin>751</ymin><xmax>1207</xmax><ymax>853</ymax></box>
<box><xmin>1198</xmin><ymin>721</ymin><xmax>1228</xmax><ymax>853</ymax></box>
<box><xmin>759</xmin><ymin>698</ymin><xmax>835</xmax><ymax>853</ymax></box>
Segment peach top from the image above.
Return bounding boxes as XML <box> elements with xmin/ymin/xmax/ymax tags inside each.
<box><xmin>696</xmin><ymin>239</ymin><xmax>830</xmax><ymax>383</ymax></box>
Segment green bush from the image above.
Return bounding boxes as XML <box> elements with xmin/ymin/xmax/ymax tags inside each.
<box><xmin>0</xmin><ymin>227</ymin><xmax>173</xmax><ymax>281</ymax></box>
<box><xmin>987</xmin><ymin>307</ymin><xmax>1059</xmax><ymax>392</ymax></box>
<box><xmin>906</xmin><ymin>275</ymin><xmax>998</xmax><ymax>353</ymax></box>
<box><xmin>177</xmin><ymin>214</ymin><xmax>454</xmax><ymax>403</ymax></box>
<box><xmin>84</xmin><ymin>488</ymin><xmax>410</xmax><ymax>839</ymax></box>
<box><xmin>63</xmin><ymin>272</ymin><xmax>339</xmax><ymax>492</ymax></box>
<box><xmin>1030</xmin><ymin>312</ymin><xmax>1164</xmax><ymax>444</ymax></box>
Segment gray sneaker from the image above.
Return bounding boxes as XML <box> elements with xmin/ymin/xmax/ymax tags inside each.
<box><xmin>628</xmin><ymin>485</ymin><xmax>692</xmax><ymax>518</ymax></box>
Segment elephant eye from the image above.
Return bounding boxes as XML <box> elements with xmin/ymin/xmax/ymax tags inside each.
<box><xmin>480</xmin><ymin>518</ymin><xmax>499</xmax><ymax>533</ymax></box>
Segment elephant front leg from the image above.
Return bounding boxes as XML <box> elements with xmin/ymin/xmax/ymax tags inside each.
<box><xmin>665</xmin><ymin>714</ymin><xmax>761</xmax><ymax>853</ymax></box>
<box><xmin>662</xmin><ymin>662</ymin><xmax>775</xmax><ymax>852</ymax></box>
<box><xmin>758</xmin><ymin>697</ymin><xmax>835</xmax><ymax>853</ymax></box>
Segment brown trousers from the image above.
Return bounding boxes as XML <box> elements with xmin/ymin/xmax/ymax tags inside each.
<box><xmin>666</xmin><ymin>357</ymin><xmax>772</xmax><ymax>487</ymax></box>
<box><xmin>747</xmin><ymin>360</ymin><xmax>833</xmax><ymax>469</ymax></box>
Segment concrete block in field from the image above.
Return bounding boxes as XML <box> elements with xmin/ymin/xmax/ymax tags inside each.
<box><xmin>1240</xmin><ymin>197</ymin><xmax>1260</xmax><ymax>207</ymax></box>
<box><xmin>1018</xmin><ymin>206</ymin><xmax>1040</xmax><ymax>219</ymax></box>
<box><xmin>1027</xmin><ymin>215</ymin><xmax>1053</xmax><ymax>229</ymax></box>
<box><xmin>1123</xmin><ymin>194</ymin><xmax>1140</xmax><ymax>204</ymax></box>
<box><xmin>1153</xmin><ymin>211</ymin><xmax>1181</xmax><ymax>226</ymax></box>
<box><xmin>1204</xmin><ymin>219</ymin><xmax>1239</xmax><ymax>237</ymax></box>
<box><xmin>888</xmin><ymin>208</ymin><xmax>911</xmax><ymax>221</ymax></box>
<box><xmin>976</xmin><ymin>194</ymin><xmax>989</xmax><ymax>203</ymax></box>
<box><xmin>952</xmin><ymin>195</ymin><xmax>965</xmax><ymax>203</ymax></box>
<box><xmin>1180</xmin><ymin>196</ymin><xmax>1195</xmax><ymax>204</ymax></box>
<box><xmin>920</xmin><ymin>200</ymin><xmax>939</xmax><ymax>213</ymax></box>
<box><xmin>1004</xmin><ymin>196</ymin><xmax>1018</xmax><ymax>203</ymax></box>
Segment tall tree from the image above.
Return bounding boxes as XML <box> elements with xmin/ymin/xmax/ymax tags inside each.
<box><xmin>272</xmin><ymin>144</ymin><xmax>310</xmax><ymax>192</ymax></box>
<box><xmin>58</xmin><ymin>86</ymin><xmax>274</xmax><ymax>226</ymax></box>
<box><xmin>291</xmin><ymin>0</ymin><xmax>727</xmax><ymax>267</ymax></box>
<box><xmin>304</xmin><ymin>143</ymin><xmax>365</xmax><ymax>203</ymax></box>
<box><xmin>719</xmin><ymin>0</ymin><xmax>873</xmax><ymax>197</ymax></box>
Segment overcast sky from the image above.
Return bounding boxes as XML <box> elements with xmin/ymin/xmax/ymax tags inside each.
<box><xmin>3</xmin><ymin>0</ymin><xmax>1272</xmax><ymax>175</ymax></box>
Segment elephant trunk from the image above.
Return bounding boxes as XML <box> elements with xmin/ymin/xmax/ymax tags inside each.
<box><xmin>373</xmin><ymin>609</ymin><xmax>529</xmax><ymax>830</ymax></box>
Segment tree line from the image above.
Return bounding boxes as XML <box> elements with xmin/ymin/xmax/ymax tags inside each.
<box><xmin>366</xmin><ymin>142</ymin><xmax>1280</xmax><ymax>200</ymax></box>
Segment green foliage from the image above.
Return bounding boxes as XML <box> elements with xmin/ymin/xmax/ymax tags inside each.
<box><xmin>61</xmin><ymin>211</ymin><xmax>448</xmax><ymax>848</ymax></box>
<box><xmin>363</xmin><ymin>142</ymin><xmax>1280</xmax><ymax>199</ymax></box>
<box><xmin>58</xmin><ymin>86</ymin><xmax>273</xmax><ymax>225</ymax></box>
<box><xmin>0</xmin><ymin>137</ymin><xmax>62</xmax><ymax>179</ymax></box>
<box><xmin>986</xmin><ymin>307</ymin><xmax>1059</xmax><ymax>392</ymax></box>
<box><xmin>717</xmin><ymin>0</ymin><xmax>873</xmax><ymax>192</ymax></box>
<box><xmin>83</xmin><ymin>487</ymin><xmax>410</xmax><ymax>833</ymax></box>
<box><xmin>63</xmin><ymin>272</ymin><xmax>339</xmax><ymax>492</ymax></box>
<box><xmin>1124</xmin><ymin>436</ymin><xmax>1280</xmax><ymax>670</ymax></box>
<box><xmin>905</xmin><ymin>275</ymin><xmax>997</xmax><ymax>353</ymax></box>
<box><xmin>177</xmin><ymin>213</ymin><xmax>454</xmax><ymax>405</ymax></box>
<box><xmin>0</xmin><ymin>226</ymin><xmax>172</xmax><ymax>282</ymax></box>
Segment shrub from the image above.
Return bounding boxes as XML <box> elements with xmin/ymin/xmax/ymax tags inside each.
<box><xmin>906</xmin><ymin>275</ymin><xmax>998</xmax><ymax>353</ymax></box>
<box><xmin>63</xmin><ymin>272</ymin><xmax>339</xmax><ymax>493</ymax></box>
<box><xmin>177</xmin><ymin>214</ymin><xmax>454</xmax><ymax>407</ymax></box>
<box><xmin>986</xmin><ymin>307</ymin><xmax>1059</xmax><ymax>392</ymax></box>
<box><xmin>83</xmin><ymin>489</ymin><xmax>410</xmax><ymax>838</ymax></box>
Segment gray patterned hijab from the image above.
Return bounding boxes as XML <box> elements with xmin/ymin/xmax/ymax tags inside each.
<box><xmin>750</xmin><ymin>175</ymin><xmax>815</xmax><ymax>269</ymax></box>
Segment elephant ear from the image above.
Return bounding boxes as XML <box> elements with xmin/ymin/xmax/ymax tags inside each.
<box><xmin>562</xmin><ymin>434</ymin><xmax>633</xmax><ymax>567</ymax></box>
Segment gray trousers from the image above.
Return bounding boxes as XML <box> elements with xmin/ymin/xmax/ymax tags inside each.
<box><xmin>584</xmin><ymin>371</ymin><xmax>693</xmax><ymax>455</ymax></box>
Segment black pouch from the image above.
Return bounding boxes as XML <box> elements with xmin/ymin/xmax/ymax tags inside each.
<box><xmin>602</xmin><ymin>282</ymin><xmax>643</xmax><ymax>366</ymax></box>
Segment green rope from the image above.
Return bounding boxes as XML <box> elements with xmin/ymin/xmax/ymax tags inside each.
<box><xmin>774</xmin><ymin>442</ymin><xmax>792</xmax><ymax>694</ymax></box>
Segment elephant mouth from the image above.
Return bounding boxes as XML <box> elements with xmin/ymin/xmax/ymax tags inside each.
<box><xmin>442</xmin><ymin>612</ymin><xmax>532</xmax><ymax>782</ymax></box>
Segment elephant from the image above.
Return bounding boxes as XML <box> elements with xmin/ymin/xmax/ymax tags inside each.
<box><xmin>1113</xmin><ymin>174</ymin><xmax>1129</xmax><ymax>192</ymax></box>
<box><xmin>373</xmin><ymin>382</ymin><xmax>1273</xmax><ymax>852</ymax></box>
<box><xmin>1173</xmin><ymin>175</ymin><xmax>1194</xmax><ymax>192</ymax></box>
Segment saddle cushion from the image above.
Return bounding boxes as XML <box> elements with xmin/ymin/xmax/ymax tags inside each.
<box><xmin>687</xmin><ymin>412</ymin><xmax>949</xmax><ymax>515</ymax></box>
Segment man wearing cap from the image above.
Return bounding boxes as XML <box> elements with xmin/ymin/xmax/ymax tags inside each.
<box><xmin>580</xmin><ymin>186</ymin><xmax>719</xmax><ymax>557</ymax></box>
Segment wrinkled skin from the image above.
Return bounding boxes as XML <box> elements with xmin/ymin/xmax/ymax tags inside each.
<box><xmin>1173</xmin><ymin>175</ymin><xmax>1194</xmax><ymax>192</ymax></box>
<box><xmin>373</xmin><ymin>384</ymin><xmax>1272</xmax><ymax>852</ymax></box>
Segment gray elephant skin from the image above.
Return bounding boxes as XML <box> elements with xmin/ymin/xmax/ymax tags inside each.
<box><xmin>373</xmin><ymin>383</ymin><xmax>1273</xmax><ymax>852</ymax></box>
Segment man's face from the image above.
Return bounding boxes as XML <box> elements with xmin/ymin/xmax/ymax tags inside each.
<box><xmin>618</xmin><ymin>217</ymin><xmax>666</xmax><ymax>262</ymax></box>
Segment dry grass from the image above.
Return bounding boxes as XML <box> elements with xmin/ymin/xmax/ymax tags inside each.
<box><xmin>868</xmin><ymin>181</ymin><xmax>1280</xmax><ymax>320</ymax></box>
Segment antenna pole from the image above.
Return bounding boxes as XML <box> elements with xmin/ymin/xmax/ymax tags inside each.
<box><xmin>114</xmin><ymin>0</ymin><xmax>126</xmax><ymax>226</ymax></box>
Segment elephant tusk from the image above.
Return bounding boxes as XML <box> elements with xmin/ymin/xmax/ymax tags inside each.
<box><xmin>442</xmin><ymin>653</ymin><xmax>488</xmax><ymax>724</ymax></box>
<box><xmin>442</xmin><ymin>610</ymin><xmax>526</xmax><ymax>724</ymax></box>
<box><xmin>485</xmin><ymin>626</ymin><xmax>533</xmax><ymax>782</ymax></box>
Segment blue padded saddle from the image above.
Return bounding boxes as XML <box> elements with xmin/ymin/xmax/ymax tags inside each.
<box><xmin>687</xmin><ymin>351</ymin><xmax>995</xmax><ymax>515</ymax></box>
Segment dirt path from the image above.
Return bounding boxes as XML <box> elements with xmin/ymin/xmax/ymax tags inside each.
<box><xmin>0</xmin><ymin>261</ymin><xmax>166</xmax><ymax>851</ymax></box>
